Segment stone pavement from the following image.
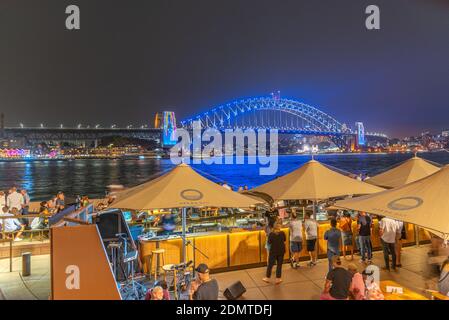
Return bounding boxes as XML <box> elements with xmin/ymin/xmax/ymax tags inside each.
<box><xmin>0</xmin><ymin>245</ymin><xmax>441</xmax><ymax>300</ymax></box>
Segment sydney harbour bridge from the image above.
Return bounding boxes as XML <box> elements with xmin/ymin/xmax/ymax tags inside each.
<box><xmin>0</xmin><ymin>93</ymin><xmax>387</xmax><ymax>148</ymax></box>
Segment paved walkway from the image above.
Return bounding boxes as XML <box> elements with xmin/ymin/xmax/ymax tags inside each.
<box><xmin>214</xmin><ymin>245</ymin><xmax>440</xmax><ymax>299</ymax></box>
<box><xmin>0</xmin><ymin>245</ymin><xmax>441</xmax><ymax>300</ymax></box>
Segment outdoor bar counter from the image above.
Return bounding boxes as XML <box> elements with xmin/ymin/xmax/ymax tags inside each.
<box><xmin>139</xmin><ymin>219</ymin><xmax>432</xmax><ymax>273</ymax></box>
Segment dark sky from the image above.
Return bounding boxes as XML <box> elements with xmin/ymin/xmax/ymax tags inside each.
<box><xmin>0</xmin><ymin>0</ymin><xmax>448</xmax><ymax>137</ymax></box>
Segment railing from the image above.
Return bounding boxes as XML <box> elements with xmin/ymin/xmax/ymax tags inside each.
<box><xmin>51</xmin><ymin>204</ymin><xmax>94</xmax><ymax>227</ymax></box>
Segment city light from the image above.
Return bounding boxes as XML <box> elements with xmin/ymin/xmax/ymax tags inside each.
<box><xmin>19</xmin><ymin>123</ymin><xmax>24</xmax><ymax>128</ymax></box>
<box><xmin>95</xmin><ymin>124</ymin><xmax>100</xmax><ymax>129</ymax></box>
<box><xmin>77</xmin><ymin>124</ymin><xmax>82</xmax><ymax>129</ymax></box>
<box><xmin>40</xmin><ymin>123</ymin><xmax>44</xmax><ymax>128</ymax></box>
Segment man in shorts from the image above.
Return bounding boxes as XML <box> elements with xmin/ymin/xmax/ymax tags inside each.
<box><xmin>289</xmin><ymin>209</ymin><xmax>303</xmax><ymax>268</ymax></box>
<box><xmin>304</xmin><ymin>212</ymin><xmax>318</xmax><ymax>266</ymax></box>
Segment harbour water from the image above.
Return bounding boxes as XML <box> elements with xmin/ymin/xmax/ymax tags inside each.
<box><xmin>0</xmin><ymin>152</ymin><xmax>448</xmax><ymax>201</ymax></box>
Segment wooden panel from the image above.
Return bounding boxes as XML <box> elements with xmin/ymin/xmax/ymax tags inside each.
<box><xmin>370</xmin><ymin>219</ymin><xmax>382</xmax><ymax>249</ymax></box>
<box><xmin>418</xmin><ymin>227</ymin><xmax>432</xmax><ymax>242</ymax></box>
<box><xmin>404</xmin><ymin>223</ymin><xmax>415</xmax><ymax>245</ymax></box>
<box><xmin>51</xmin><ymin>225</ymin><xmax>121</xmax><ymax>300</ymax></box>
<box><xmin>282</xmin><ymin>228</ymin><xmax>290</xmax><ymax>260</ymax></box>
<box><xmin>139</xmin><ymin>238</ymin><xmax>194</xmax><ymax>273</ymax></box>
<box><xmin>229</xmin><ymin>231</ymin><xmax>261</xmax><ymax>266</ymax></box>
<box><xmin>194</xmin><ymin>234</ymin><xmax>228</xmax><ymax>269</ymax></box>
<box><xmin>260</xmin><ymin>231</ymin><xmax>268</xmax><ymax>262</ymax></box>
<box><xmin>159</xmin><ymin>238</ymin><xmax>194</xmax><ymax>266</ymax></box>
<box><xmin>0</xmin><ymin>241</ymin><xmax>50</xmax><ymax>258</ymax></box>
<box><xmin>318</xmin><ymin>222</ymin><xmax>331</xmax><ymax>255</ymax></box>
<box><xmin>139</xmin><ymin>241</ymin><xmax>156</xmax><ymax>274</ymax></box>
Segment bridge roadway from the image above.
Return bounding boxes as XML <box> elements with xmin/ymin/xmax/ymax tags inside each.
<box><xmin>0</xmin><ymin>127</ymin><xmax>162</xmax><ymax>143</ymax></box>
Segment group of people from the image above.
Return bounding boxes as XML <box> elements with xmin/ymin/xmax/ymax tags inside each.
<box><xmin>262</xmin><ymin>209</ymin><xmax>320</xmax><ymax>284</ymax></box>
<box><xmin>0</xmin><ymin>187</ymin><xmax>32</xmax><ymax>241</ymax></box>
<box><xmin>145</xmin><ymin>263</ymin><xmax>219</xmax><ymax>301</ymax></box>
<box><xmin>0</xmin><ymin>188</ymin><xmax>72</xmax><ymax>241</ymax></box>
<box><xmin>259</xmin><ymin>207</ymin><xmax>413</xmax><ymax>298</ymax></box>
<box><xmin>321</xmin><ymin>256</ymin><xmax>384</xmax><ymax>300</ymax></box>
<box><xmin>323</xmin><ymin>211</ymin><xmax>408</xmax><ymax>272</ymax></box>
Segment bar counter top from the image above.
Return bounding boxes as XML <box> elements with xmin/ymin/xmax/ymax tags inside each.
<box><xmin>138</xmin><ymin>219</ymin><xmax>430</xmax><ymax>273</ymax></box>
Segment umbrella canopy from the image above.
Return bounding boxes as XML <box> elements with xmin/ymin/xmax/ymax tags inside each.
<box><xmin>110</xmin><ymin>163</ymin><xmax>261</xmax><ymax>210</ymax></box>
<box><xmin>366</xmin><ymin>155</ymin><xmax>440</xmax><ymax>188</ymax></box>
<box><xmin>335</xmin><ymin>165</ymin><xmax>449</xmax><ymax>237</ymax></box>
<box><xmin>252</xmin><ymin>160</ymin><xmax>384</xmax><ymax>201</ymax></box>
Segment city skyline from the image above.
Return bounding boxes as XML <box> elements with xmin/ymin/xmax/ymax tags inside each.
<box><xmin>0</xmin><ymin>0</ymin><xmax>448</xmax><ymax>137</ymax></box>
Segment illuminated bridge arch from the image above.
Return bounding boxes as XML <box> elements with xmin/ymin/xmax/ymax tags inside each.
<box><xmin>180</xmin><ymin>96</ymin><xmax>350</xmax><ymax>136</ymax></box>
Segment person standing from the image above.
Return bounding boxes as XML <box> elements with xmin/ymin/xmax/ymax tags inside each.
<box><xmin>320</xmin><ymin>256</ymin><xmax>352</xmax><ymax>300</ymax></box>
<box><xmin>339</xmin><ymin>212</ymin><xmax>354</xmax><ymax>260</ymax></box>
<box><xmin>288</xmin><ymin>210</ymin><xmax>303</xmax><ymax>269</ymax></box>
<box><xmin>357</xmin><ymin>211</ymin><xmax>373</xmax><ymax>264</ymax></box>
<box><xmin>20</xmin><ymin>189</ymin><xmax>30</xmax><ymax>215</ymax></box>
<box><xmin>263</xmin><ymin>223</ymin><xmax>286</xmax><ymax>284</ymax></box>
<box><xmin>378</xmin><ymin>216</ymin><xmax>400</xmax><ymax>271</ymax></box>
<box><xmin>7</xmin><ymin>187</ymin><xmax>24</xmax><ymax>212</ymax></box>
<box><xmin>304</xmin><ymin>211</ymin><xmax>318</xmax><ymax>266</ymax></box>
<box><xmin>324</xmin><ymin>218</ymin><xmax>342</xmax><ymax>273</ymax></box>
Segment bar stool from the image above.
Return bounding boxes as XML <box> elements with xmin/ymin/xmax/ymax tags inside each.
<box><xmin>148</xmin><ymin>249</ymin><xmax>166</xmax><ymax>280</ymax></box>
<box><xmin>162</xmin><ymin>264</ymin><xmax>178</xmax><ymax>300</ymax></box>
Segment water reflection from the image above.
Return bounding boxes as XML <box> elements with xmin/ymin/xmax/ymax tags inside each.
<box><xmin>0</xmin><ymin>152</ymin><xmax>447</xmax><ymax>201</ymax></box>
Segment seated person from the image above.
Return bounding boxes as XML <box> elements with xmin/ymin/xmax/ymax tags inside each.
<box><xmin>321</xmin><ymin>256</ymin><xmax>352</xmax><ymax>300</ymax></box>
<box><xmin>363</xmin><ymin>269</ymin><xmax>384</xmax><ymax>300</ymax></box>
<box><xmin>30</xmin><ymin>201</ymin><xmax>50</xmax><ymax>230</ymax></box>
<box><xmin>145</xmin><ymin>280</ymin><xmax>170</xmax><ymax>300</ymax></box>
<box><xmin>348</xmin><ymin>263</ymin><xmax>366</xmax><ymax>300</ymax></box>
<box><xmin>189</xmin><ymin>264</ymin><xmax>219</xmax><ymax>300</ymax></box>
<box><xmin>0</xmin><ymin>206</ymin><xmax>25</xmax><ymax>241</ymax></box>
<box><xmin>145</xmin><ymin>286</ymin><xmax>164</xmax><ymax>300</ymax></box>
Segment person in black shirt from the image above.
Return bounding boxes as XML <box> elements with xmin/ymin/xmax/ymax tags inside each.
<box><xmin>263</xmin><ymin>223</ymin><xmax>286</xmax><ymax>284</ymax></box>
<box><xmin>357</xmin><ymin>212</ymin><xmax>373</xmax><ymax>264</ymax></box>
<box><xmin>321</xmin><ymin>256</ymin><xmax>352</xmax><ymax>300</ymax></box>
<box><xmin>189</xmin><ymin>263</ymin><xmax>219</xmax><ymax>300</ymax></box>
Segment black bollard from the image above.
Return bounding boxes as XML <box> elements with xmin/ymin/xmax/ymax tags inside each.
<box><xmin>22</xmin><ymin>252</ymin><xmax>31</xmax><ymax>277</ymax></box>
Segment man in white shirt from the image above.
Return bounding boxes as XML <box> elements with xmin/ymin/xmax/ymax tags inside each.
<box><xmin>304</xmin><ymin>212</ymin><xmax>318</xmax><ymax>266</ymax></box>
<box><xmin>379</xmin><ymin>217</ymin><xmax>400</xmax><ymax>271</ymax></box>
<box><xmin>7</xmin><ymin>187</ymin><xmax>24</xmax><ymax>212</ymax></box>
<box><xmin>0</xmin><ymin>207</ymin><xmax>24</xmax><ymax>241</ymax></box>
<box><xmin>288</xmin><ymin>209</ymin><xmax>303</xmax><ymax>268</ymax></box>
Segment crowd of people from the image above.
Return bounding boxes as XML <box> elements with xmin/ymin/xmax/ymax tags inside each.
<box><xmin>0</xmin><ymin>187</ymin><xmax>92</xmax><ymax>241</ymax></box>
<box><xmin>258</xmin><ymin>207</ymin><xmax>427</xmax><ymax>300</ymax></box>
<box><xmin>144</xmin><ymin>263</ymin><xmax>219</xmax><ymax>301</ymax></box>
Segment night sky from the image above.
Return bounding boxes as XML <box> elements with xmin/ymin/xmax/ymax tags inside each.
<box><xmin>0</xmin><ymin>0</ymin><xmax>448</xmax><ymax>137</ymax></box>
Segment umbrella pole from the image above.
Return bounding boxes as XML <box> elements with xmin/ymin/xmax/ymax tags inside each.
<box><xmin>312</xmin><ymin>200</ymin><xmax>316</xmax><ymax>220</ymax></box>
<box><xmin>182</xmin><ymin>207</ymin><xmax>187</xmax><ymax>264</ymax></box>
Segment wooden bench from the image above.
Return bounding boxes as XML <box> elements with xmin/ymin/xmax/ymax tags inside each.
<box><xmin>0</xmin><ymin>239</ymin><xmax>13</xmax><ymax>272</ymax></box>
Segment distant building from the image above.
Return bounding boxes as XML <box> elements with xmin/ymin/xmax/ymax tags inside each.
<box><xmin>442</xmin><ymin>130</ymin><xmax>449</xmax><ymax>137</ymax></box>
